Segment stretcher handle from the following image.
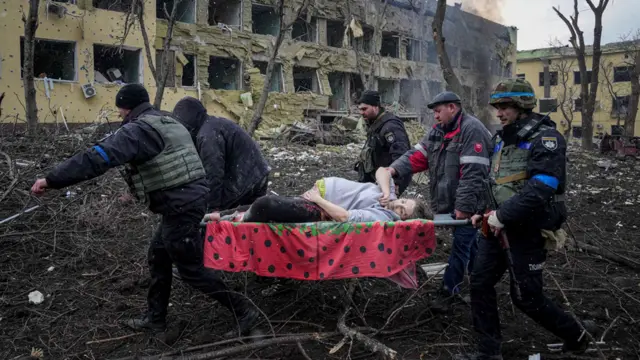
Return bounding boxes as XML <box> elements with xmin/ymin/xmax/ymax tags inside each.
<box><xmin>198</xmin><ymin>218</ymin><xmax>472</xmax><ymax>228</ymax></box>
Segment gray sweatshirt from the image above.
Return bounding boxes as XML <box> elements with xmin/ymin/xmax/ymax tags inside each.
<box><xmin>323</xmin><ymin>177</ymin><xmax>400</xmax><ymax>222</ymax></box>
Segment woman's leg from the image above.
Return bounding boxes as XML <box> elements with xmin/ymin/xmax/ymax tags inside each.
<box><xmin>242</xmin><ymin>195</ymin><xmax>323</xmax><ymax>223</ymax></box>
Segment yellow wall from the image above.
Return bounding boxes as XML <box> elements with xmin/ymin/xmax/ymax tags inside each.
<box><xmin>516</xmin><ymin>51</ymin><xmax>639</xmax><ymax>136</ymax></box>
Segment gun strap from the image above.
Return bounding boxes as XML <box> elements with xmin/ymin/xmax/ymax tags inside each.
<box><xmin>494</xmin><ymin>171</ymin><xmax>527</xmax><ymax>185</ymax></box>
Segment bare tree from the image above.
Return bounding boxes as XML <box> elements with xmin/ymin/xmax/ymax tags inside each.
<box><xmin>122</xmin><ymin>0</ymin><xmax>183</xmax><ymax>109</ymax></box>
<box><xmin>553</xmin><ymin>0</ymin><xmax>610</xmax><ymax>149</ymax></box>
<box><xmin>549</xmin><ymin>44</ymin><xmax>579</xmax><ymax>138</ymax></box>
<box><xmin>622</xmin><ymin>32</ymin><xmax>639</xmax><ymax>136</ymax></box>
<box><xmin>22</xmin><ymin>0</ymin><xmax>40</xmax><ymax>134</ymax></box>
<box><xmin>248</xmin><ymin>0</ymin><xmax>311</xmax><ymax>136</ymax></box>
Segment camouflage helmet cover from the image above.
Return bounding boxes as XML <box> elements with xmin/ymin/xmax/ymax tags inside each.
<box><xmin>489</xmin><ymin>78</ymin><xmax>537</xmax><ymax>110</ymax></box>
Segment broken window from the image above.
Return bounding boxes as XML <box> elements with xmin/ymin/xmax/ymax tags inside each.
<box><xmin>613</xmin><ymin>66</ymin><xmax>632</xmax><ymax>83</ymax></box>
<box><xmin>252</xmin><ymin>4</ymin><xmax>280</xmax><ymax>36</ymax></box>
<box><xmin>293</xmin><ymin>66</ymin><xmax>319</xmax><ymax>93</ymax></box>
<box><xmin>93</xmin><ymin>0</ymin><xmax>132</xmax><ymax>12</ymax></box>
<box><xmin>574</xmin><ymin>97</ymin><xmax>582</xmax><ymax>112</ymax></box>
<box><xmin>572</xmin><ymin>126</ymin><xmax>582</xmax><ymax>138</ymax></box>
<box><xmin>292</xmin><ymin>14</ymin><xmax>317</xmax><ymax>42</ymax></box>
<box><xmin>378</xmin><ymin>79</ymin><xmax>397</xmax><ymax>105</ymax></box>
<box><xmin>209</xmin><ymin>0</ymin><xmax>242</xmax><ymax>27</ymax></box>
<box><xmin>93</xmin><ymin>44</ymin><xmax>141</xmax><ymax>84</ymax></box>
<box><xmin>181</xmin><ymin>53</ymin><xmax>196</xmax><ymax>87</ymax></box>
<box><xmin>20</xmin><ymin>38</ymin><xmax>76</xmax><ymax>81</ymax></box>
<box><xmin>405</xmin><ymin>39</ymin><xmax>421</xmax><ymax>62</ymax></box>
<box><xmin>611</xmin><ymin>95</ymin><xmax>630</xmax><ymax>117</ymax></box>
<box><xmin>539</xmin><ymin>98</ymin><xmax>558</xmax><ymax>113</ymax></box>
<box><xmin>349</xmin><ymin>74</ymin><xmax>365</xmax><ymax>105</ymax></box>
<box><xmin>538</xmin><ymin>71</ymin><xmax>558</xmax><ymax>86</ymax></box>
<box><xmin>155</xmin><ymin>49</ymin><xmax>176</xmax><ymax>87</ymax></box>
<box><xmin>425</xmin><ymin>42</ymin><xmax>438</xmax><ymax>64</ymax></box>
<box><xmin>328</xmin><ymin>72</ymin><xmax>347</xmax><ymax>110</ymax></box>
<box><xmin>381</xmin><ymin>32</ymin><xmax>399</xmax><ymax>58</ymax></box>
<box><xmin>427</xmin><ymin>81</ymin><xmax>442</xmax><ymax>97</ymax></box>
<box><xmin>209</xmin><ymin>57</ymin><xmax>240</xmax><ymax>90</ymax></box>
<box><xmin>516</xmin><ymin>73</ymin><xmax>526</xmax><ymax>80</ymax></box>
<box><xmin>461</xmin><ymin>50</ymin><xmax>474</xmax><ymax>70</ymax></box>
<box><xmin>156</xmin><ymin>0</ymin><xmax>196</xmax><ymax>23</ymax></box>
<box><xmin>326</xmin><ymin>20</ymin><xmax>345</xmax><ymax>48</ymax></box>
<box><xmin>574</xmin><ymin>70</ymin><xmax>592</xmax><ymax>85</ymax></box>
<box><xmin>254</xmin><ymin>61</ymin><xmax>284</xmax><ymax>92</ymax></box>
<box><xmin>400</xmin><ymin>80</ymin><xmax>422</xmax><ymax>111</ymax></box>
<box><xmin>353</xmin><ymin>26</ymin><xmax>373</xmax><ymax>54</ymax></box>
<box><xmin>446</xmin><ymin>45</ymin><xmax>458</xmax><ymax>68</ymax></box>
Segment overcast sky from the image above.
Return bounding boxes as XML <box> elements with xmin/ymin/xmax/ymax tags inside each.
<box><xmin>452</xmin><ymin>0</ymin><xmax>639</xmax><ymax>50</ymax></box>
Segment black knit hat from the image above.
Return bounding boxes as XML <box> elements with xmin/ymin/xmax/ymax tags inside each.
<box><xmin>357</xmin><ymin>90</ymin><xmax>381</xmax><ymax>107</ymax></box>
<box><xmin>115</xmin><ymin>83</ymin><xmax>150</xmax><ymax>110</ymax></box>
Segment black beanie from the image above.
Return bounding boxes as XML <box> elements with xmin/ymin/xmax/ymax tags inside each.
<box><xmin>357</xmin><ymin>90</ymin><xmax>381</xmax><ymax>107</ymax></box>
<box><xmin>115</xmin><ymin>83</ymin><xmax>150</xmax><ymax>110</ymax></box>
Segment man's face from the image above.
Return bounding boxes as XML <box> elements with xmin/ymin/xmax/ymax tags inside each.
<box><xmin>433</xmin><ymin>103</ymin><xmax>458</xmax><ymax>125</ymax></box>
<box><xmin>494</xmin><ymin>103</ymin><xmax>520</xmax><ymax>126</ymax></box>
<box><xmin>358</xmin><ymin>104</ymin><xmax>379</xmax><ymax>121</ymax></box>
<box><xmin>388</xmin><ymin>199</ymin><xmax>417</xmax><ymax>220</ymax></box>
<box><xmin>118</xmin><ymin>107</ymin><xmax>131</xmax><ymax>119</ymax></box>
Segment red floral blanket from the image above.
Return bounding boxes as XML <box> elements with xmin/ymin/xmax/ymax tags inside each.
<box><xmin>203</xmin><ymin>220</ymin><xmax>437</xmax><ymax>287</ymax></box>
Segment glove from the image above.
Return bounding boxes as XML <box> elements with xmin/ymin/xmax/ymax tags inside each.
<box><xmin>487</xmin><ymin>211</ymin><xmax>504</xmax><ymax>230</ymax></box>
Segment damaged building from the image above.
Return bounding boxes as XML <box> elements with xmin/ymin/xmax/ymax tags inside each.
<box><xmin>0</xmin><ymin>0</ymin><xmax>516</xmax><ymax>138</ymax></box>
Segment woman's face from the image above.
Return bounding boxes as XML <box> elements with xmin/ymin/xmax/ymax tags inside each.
<box><xmin>388</xmin><ymin>199</ymin><xmax>416</xmax><ymax>220</ymax></box>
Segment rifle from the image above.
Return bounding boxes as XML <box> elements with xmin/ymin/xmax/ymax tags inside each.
<box><xmin>482</xmin><ymin>179</ymin><xmax>522</xmax><ymax>301</ymax></box>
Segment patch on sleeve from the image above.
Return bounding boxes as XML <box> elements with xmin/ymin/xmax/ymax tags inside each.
<box><xmin>474</xmin><ymin>143</ymin><xmax>483</xmax><ymax>153</ymax></box>
<box><xmin>541</xmin><ymin>136</ymin><xmax>558</xmax><ymax>151</ymax></box>
<box><xmin>384</xmin><ymin>132</ymin><xmax>395</xmax><ymax>143</ymax></box>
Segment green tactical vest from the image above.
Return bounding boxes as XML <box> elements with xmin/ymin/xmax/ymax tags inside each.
<box><xmin>491</xmin><ymin>125</ymin><xmax>558</xmax><ymax>205</ymax></box>
<box><xmin>129</xmin><ymin>115</ymin><xmax>205</xmax><ymax>203</ymax></box>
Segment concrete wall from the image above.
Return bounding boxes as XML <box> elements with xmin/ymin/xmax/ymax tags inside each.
<box><xmin>0</xmin><ymin>0</ymin><xmax>517</xmax><ymax>138</ymax></box>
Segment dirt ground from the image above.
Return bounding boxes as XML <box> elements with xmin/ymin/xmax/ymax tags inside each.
<box><xmin>1</xmin><ymin>130</ymin><xmax>639</xmax><ymax>360</ymax></box>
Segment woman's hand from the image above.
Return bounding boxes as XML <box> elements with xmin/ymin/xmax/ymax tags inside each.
<box><xmin>302</xmin><ymin>186</ymin><xmax>322</xmax><ymax>203</ymax></box>
<box><xmin>379</xmin><ymin>191</ymin><xmax>390</xmax><ymax>207</ymax></box>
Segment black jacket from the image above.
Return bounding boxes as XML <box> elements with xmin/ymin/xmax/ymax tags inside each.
<box><xmin>495</xmin><ymin>113</ymin><xmax>568</xmax><ymax>231</ymax></box>
<box><xmin>46</xmin><ymin>102</ymin><xmax>209</xmax><ymax>215</ymax></box>
<box><xmin>357</xmin><ymin>111</ymin><xmax>412</xmax><ymax>194</ymax></box>
<box><xmin>172</xmin><ymin>97</ymin><xmax>271</xmax><ymax>210</ymax></box>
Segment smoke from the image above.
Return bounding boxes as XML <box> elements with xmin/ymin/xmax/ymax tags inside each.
<box><xmin>457</xmin><ymin>0</ymin><xmax>506</xmax><ymax>24</ymax></box>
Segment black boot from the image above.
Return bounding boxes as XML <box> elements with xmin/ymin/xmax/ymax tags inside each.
<box><xmin>428</xmin><ymin>288</ymin><xmax>467</xmax><ymax>314</ymax></box>
<box><xmin>453</xmin><ymin>353</ymin><xmax>503</xmax><ymax>360</ymax></box>
<box><xmin>562</xmin><ymin>320</ymin><xmax>599</xmax><ymax>354</ymax></box>
<box><xmin>225</xmin><ymin>303</ymin><xmax>260</xmax><ymax>337</ymax></box>
<box><xmin>124</xmin><ymin>313</ymin><xmax>166</xmax><ymax>333</ymax></box>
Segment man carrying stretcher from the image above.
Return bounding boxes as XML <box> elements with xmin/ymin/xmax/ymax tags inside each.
<box><xmin>207</xmin><ymin>168</ymin><xmax>431</xmax><ymax>223</ymax></box>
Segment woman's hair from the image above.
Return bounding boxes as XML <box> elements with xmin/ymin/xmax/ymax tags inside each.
<box><xmin>408</xmin><ymin>198</ymin><xmax>432</xmax><ymax>220</ymax></box>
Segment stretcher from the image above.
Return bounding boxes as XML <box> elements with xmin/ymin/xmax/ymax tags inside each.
<box><xmin>201</xmin><ymin>214</ymin><xmax>471</xmax><ymax>289</ymax></box>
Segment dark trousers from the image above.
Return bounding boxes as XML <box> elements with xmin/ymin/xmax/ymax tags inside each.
<box><xmin>147</xmin><ymin>200</ymin><xmax>246</xmax><ymax>322</ymax></box>
<box><xmin>242</xmin><ymin>195</ymin><xmax>323</xmax><ymax>223</ymax></box>
<box><xmin>442</xmin><ymin>225</ymin><xmax>478</xmax><ymax>294</ymax></box>
<box><xmin>470</xmin><ymin>231</ymin><xmax>583</xmax><ymax>355</ymax></box>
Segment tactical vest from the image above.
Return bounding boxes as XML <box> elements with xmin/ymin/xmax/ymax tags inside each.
<box><xmin>490</xmin><ymin>125</ymin><xmax>565</xmax><ymax>205</ymax></box>
<box><xmin>357</xmin><ymin>112</ymin><xmax>388</xmax><ymax>177</ymax></box>
<box><xmin>128</xmin><ymin>115</ymin><xmax>206</xmax><ymax>203</ymax></box>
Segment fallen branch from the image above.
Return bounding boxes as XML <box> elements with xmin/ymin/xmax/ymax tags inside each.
<box><xmin>297</xmin><ymin>341</ymin><xmax>313</xmax><ymax>360</ymax></box>
<box><xmin>86</xmin><ymin>332</ymin><xmax>144</xmax><ymax>345</ymax></box>
<box><xmin>116</xmin><ymin>333</ymin><xmax>331</xmax><ymax>360</ymax></box>
<box><xmin>575</xmin><ymin>240</ymin><xmax>640</xmax><ymax>270</ymax></box>
<box><xmin>337</xmin><ymin>308</ymin><xmax>398</xmax><ymax>360</ymax></box>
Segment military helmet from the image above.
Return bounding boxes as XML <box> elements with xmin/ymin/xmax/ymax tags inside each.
<box><xmin>489</xmin><ymin>78</ymin><xmax>537</xmax><ymax>110</ymax></box>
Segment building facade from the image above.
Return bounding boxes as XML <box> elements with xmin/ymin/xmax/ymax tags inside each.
<box><xmin>517</xmin><ymin>41</ymin><xmax>639</xmax><ymax>137</ymax></box>
<box><xmin>0</xmin><ymin>0</ymin><xmax>516</xmax><ymax>137</ymax></box>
